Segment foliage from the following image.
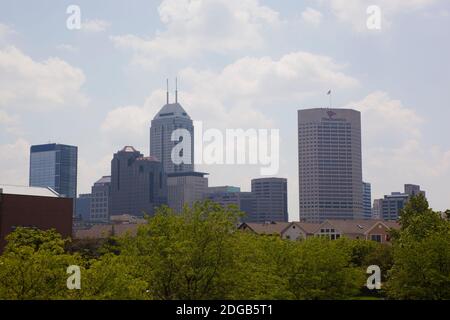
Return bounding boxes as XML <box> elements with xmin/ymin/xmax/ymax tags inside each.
<box><xmin>1</xmin><ymin>198</ymin><xmax>449</xmax><ymax>300</ymax></box>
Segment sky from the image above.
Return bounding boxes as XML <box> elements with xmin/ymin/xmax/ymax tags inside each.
<box><xmin>1</xmin><ymin>0</ymin><xmax>450</xmax><ymax>220</ymax></box>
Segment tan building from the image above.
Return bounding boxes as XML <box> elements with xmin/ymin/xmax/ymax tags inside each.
<box><xmin>167</xmin><ymin>172</ymin><xmax>208</xmax><ymax>213</ymax></box>
<box><xmin>239</xmin><ymin>219</ymin><xmax>400</xmax><ymax>244</ymax></box>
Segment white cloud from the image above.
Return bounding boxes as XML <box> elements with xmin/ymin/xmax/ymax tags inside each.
<box><xmin>317</xmin><ymin>0</ymin><xmax>443</xmax><ymax>31</ymax></box>
<box><xmin>0</xmin><ymin>23</ymin><xmax>15</xmax><ymax>40</ymax></box>
<box><xmin>349</xmin><ymin>91</ymin><xmax>450</xmax><ymax>211</ymax></box>
<box><xmin>82</xmin><ymin>19</ymin><xmax>111</xmax><ymax>33</ymax></box>
<box><xmin>101</xmin><ymin>51</ymin><xmax>358</xmax><ymax>141</ymax></box>
<box><xmin>0</xmin><ymin>139</ymin><xmax>30</xmax><ymax>186</ymax></box>
<box><xmin>111</xmin><ymin>0</ymin><xmax>280</xmax><ymax>67</ymax></box>
<box><xmin>301</xmin><ymin>8</ymin><xmax>323</xmax><ymax>27</ymax></box>
<box><xmin>0</xmin><ymin>46</ymin><xmax>88</xmax><ymax>111</ymax></box>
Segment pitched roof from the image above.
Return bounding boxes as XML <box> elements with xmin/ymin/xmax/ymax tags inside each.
<box><xmin>292</xmin><ymin>222</ymin><xmax>321</xmax><ymax>234</ymax></box>
<box><xmin>154</xmin><ymin>103</ymin><xmax>191</xmax><ymax>119</ymax></box>
<box><xmin>73</xmin><ymin>223</ymin><xmax>142</xmax><ymax>239</ymax></box>
<box><xmin>241</xmin><ymin>222</ymin><xmax>292</xmax><ymax>235</ymax></box>
<box><xmin>0</xmin><ymin>184</ymin><xmax>60</xmax><ymax>198</ymax></box>
<box><xmin>320</xmin><ymin>219</ymin><xmax>400</xmax><ymax>235</ymax></box>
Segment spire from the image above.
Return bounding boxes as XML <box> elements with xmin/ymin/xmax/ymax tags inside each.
<box><xmin>166</xmin><ymin>78</ymin><xmax>169</xmax><ymax>104</ymax></box>
<box><xmin>175</xmin><ymin>78</ymin><xmax>178</xmax><ymax>103</ymax></box>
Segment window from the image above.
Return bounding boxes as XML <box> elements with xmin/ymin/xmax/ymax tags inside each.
<box><xmin>371</xmin><ymin>234</ymin><xmax>382</xmax><ymax>243</ymax></box>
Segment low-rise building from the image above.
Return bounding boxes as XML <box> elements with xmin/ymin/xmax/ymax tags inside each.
<box><xmin>0</xmin><ymin>184</ymin><xmax>73</xmax><ymax>251</ymax></box>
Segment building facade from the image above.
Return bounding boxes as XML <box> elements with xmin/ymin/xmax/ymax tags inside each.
<box><xmin>110</xmin><ymin>146</ymin><xmax>167</xmax><ymax>217</ymax></box>
<box><xmin>75</xmin><ymin>193</ymin><xmax>91</xmax><ymax>221</ymax></box>
<box><xmin>298</xmin><ymin>108</ymin><xmax>363</xmax><ymax>223</ymax></box>
<box><xmin>0</xmin><ymin>185</ymin><xmax>73</xmax><ymax>252</ymax></box>
<box><xmin>90</xmin><ymin>176</ymin><xmax>111</xmax><ymax>223</ymax></box>
<box><xmin>363</xmin><ymin>182</ymin><xmax>372</xmax><ymax>219</ymax></box>
<box><xmin>150</xmin><ymin>99</ymin><xmax>194</xmax><ymax>174</ymax></box>
<box><xmin>29</xmin><ymin>143</ymin><xmax>78</xmax><ymax>200</ymax></box>
<box><xmin>251</xmin><ymin>178</ymin><xmax>288</xmax><ymax>222</ymax></box>
<box><xmin>167</xmin><ymin>172</ymin><xmax>208</xmax><ymax>213</ymax></box>
<box><xmin>377</xmin><ymin>184</ymin><xmax>426</xmax><ymax>221</ymax></box>
<box><xmin>205</xmin><ymin>191</ymin><xmax>256</xmax><ymax>222</ymax></box>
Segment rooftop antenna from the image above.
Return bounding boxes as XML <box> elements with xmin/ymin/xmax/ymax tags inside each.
<box><xmin>175</xmin><ymin>78</ymin><xmax>178</xmax><ymax>103</ymax></box>
<box><xmin>166</xmin><ymin>78</ymin><xmax>169</xmax><ymax>104</ymax></box>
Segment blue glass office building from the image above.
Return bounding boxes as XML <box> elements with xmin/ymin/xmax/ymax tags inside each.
<box><xmin>29</xmin><ymin>144</ymin><xmax>78</xmax><ymax>199</ymax></box>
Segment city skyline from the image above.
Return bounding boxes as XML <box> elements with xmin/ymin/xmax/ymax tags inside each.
<box><xmin>1</xmin><ymin>1</ymin><xmax>450</xmax><ymax>221</ymax></box>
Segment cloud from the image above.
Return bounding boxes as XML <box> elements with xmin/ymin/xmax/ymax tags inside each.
<box><xmin>82</xmin><ymin>19</ymin><xmax>111</xmax><ymax>33</ymax></box>
<box><xmin>0</xmin><ymin>139</ymin><xmax>30</xmax><ymax>186</ymax></box>
<box><xmin>349</xmin><ymin>91</ymin><xmax>450</xmax><ymax>210</ymax></box>
<box><xmin>316</xmin><ymin>0</ymin><xmax>443</xmax><ymax>31</ymax></box>
<box><xmin>101</xmin><ymin>51</ymin><xmax>358</xmax><ymax>142</ymax></box>
<box><xmin>111</xmin><ymin>0</ymin><xmax>280</xmax><ymax>67</ymax></box>
<box><xmin>0</xmin><ymin>23</ymin><xmax>15</xmax><ymax>39</ymax></box>
<box><xmin>0</xmin><ymin>46</ymin><xmax>88</xmax><ymax>111</ymax></box>
<box><xmin>301</xmin><ymin>8</ymin><xmax>323</xmax><ymax>27</ymax></box>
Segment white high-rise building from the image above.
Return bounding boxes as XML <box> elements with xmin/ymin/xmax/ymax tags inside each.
<box><xmin>298</xmin><ymin>108</ymin><xmax>363</xmax><ymax>223</ymax></box>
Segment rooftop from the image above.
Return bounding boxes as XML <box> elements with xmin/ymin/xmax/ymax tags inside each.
<box><xmin>0</xmin><ymin>184</ymin><xmax>60</xmax><ymax>198</ymax></box>
<box><xmin>154</xmin><ymin>103</ymin><xmax>191</xmax><ymax>119</ymax></box>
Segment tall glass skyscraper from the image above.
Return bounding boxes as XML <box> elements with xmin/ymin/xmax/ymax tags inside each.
<box><xmin>251</xmin><ymin>178</ymin><xmax>288</xmax><ymax>222</ymax></box>
<box><xmin>29</xmin><ymin>143</ymin><xmax>78</xmax><ymax>199</ymax></box>
<box><xmin>150</xmin><ymin>89</ymin><xmax>194</xmax><ymax>174</ymax></box>
<box><xmin>298</xmin><ymin>108</ymin><xmax>363</xmax><ymax>223</ymax></box>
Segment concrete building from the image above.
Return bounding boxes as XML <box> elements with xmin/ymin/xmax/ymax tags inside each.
<box><xmin>363</xmin><ymin>182</ymin><xmax>372</xmax><ymax>219</ymax></box>
<box><xmin>0</xmin><ymin>185</ymin><xmax>73</xmax><ymax>252</ymax></box>
<box><xmin>205</xmin><ymin>191</ymin><xmax>256</xmax><ymax>222</ymax></box>
<box><xmin>251</xmin><ymin>178</ymin><xmax>288</xmax><ymax>222</ymax></box>
<box><xmin>29</xmin><ymin>143</ymin><xmax>78</xmax><ymax>200</ymax></box>
<box><xmin>167</xmin><ymin>172</ymin><xmax>208</xmax><ymax>213</ymax></box>
<box><xmin>110</xmin><ymin>146</ymin><xmax>167</xmax><ymax>217</ymax></box>
<box><xmin>90</xmin><ymin>176</ymin><xmax>111</xmax><ymax>223</ymax></box>
<box><xmin>75</xmin><ymin>193</ymin><xmax>91</xmax><ymax>221</ymax></box>
<box><xmin>376</xmin><ymin>184</ymin><xmax>426</xmax><ymax>221</ymax></box>
<box><xmin>298</xmin><ymin>108</ymin><xmax>363</xmax><ymax>223</ymax></box>
<box><xmin>150</xmin><ymin>86</ymin><xmax>194</xmax><ymax>174</ymax></box>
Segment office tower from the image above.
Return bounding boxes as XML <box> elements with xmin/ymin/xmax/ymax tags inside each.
<box><xmin>110</xmin><ymin>146</ymin><xmax>167</xmax><ymax>217</ymax></box>
<box><xmin>205</xmin><ymin>191</ymin><xmax>256</xmax><ymax>222</ymax></box>
<box><xmin>167</xmin><ymin>172</ymin><xmax>208</xmax><ymax>213</ymax></box>
<box><xmin>404</xmin><ymin>184</ymin><xmax>426</xmax><ymax>197</ymax></box>
<box><xmin>251</xmin><ymin>178</ymin><xmax>288</xmax><ymax>222</ymax></box>
<box><xmin>363</xmin><ymin>182</ymin><xmax>372</xmax><ymax>219</ymax></box>
<box><xmin>75</xmin><ymin>194</ymin><xmax>92</xmax><ymax>221</ymax></box>
<box><xmin>377</xmin><ymin>184</ymin><xmax>426</xmax><ymax>221</ymax></box>
<box><xmin>90</xmin><ymin>176</ymin><xmax>111</xmax><ymax>223</ymax></box>
<box><xmin>29</xmin><ymin>143</ymin><xmax>78</xmax><ymax>200</ymax></box>
<box><xmin>298</xmin><ymin>108</ymin><xmax>363</xmax><ymax>223</ymax></box>
<box><xmin>150</xmin><ymin>82</ymin><xmax>194</xmax><ymax>174</ymax></box>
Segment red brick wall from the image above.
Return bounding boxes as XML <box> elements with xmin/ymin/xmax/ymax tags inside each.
<box><xmin>0</xmin><ymin>194</ymin><xmax>73</xmax><ymax>252</ymax></box>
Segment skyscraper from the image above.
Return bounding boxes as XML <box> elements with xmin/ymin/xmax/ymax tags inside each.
<box><xmin>298</xmin><ymin>108</ymin><xmax>363</xmax><ymax>223</ymax></box>
<box><xmin>29</xmin><ymin>143</ymin><xmax>78</xmax><ymax>200</ymax></box>
<box><xmin>251</xmin><ymin>178</ymin><xmax>288</xmax><ymax>222</ymax></box>
<box><xmin>363</xmin><ymin>182</ymin><xmax>372</xmax><ymax>219</ymax></box>
<box><xmin>150</xmin><ymin>82</ymin><xmax>194</xmax><ymax>174</ymax></box>
<box><xmin>110</xmin><ymin>146</ymin><xmax>167</xmax><ymax>217</ymax></box>
<box><xmin>376</xmin><ymin>184</ymin><xmax>426</xmax><ymax>221</ymax></box>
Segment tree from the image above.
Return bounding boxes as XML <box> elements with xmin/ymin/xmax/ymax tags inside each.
<box><xmin>386</xmin><ymin>198</ymin><xmax>450</xmax><ymax>299</ymax></box>
<box><xmin>119</xmin><ymin>201</ymin><xmax>241</xmax><ymax>300</ymax></box>
<box><xmin>0</xmin><ymin>228</ymin><xmax>80</xmax><ymax>300</ymax></box>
